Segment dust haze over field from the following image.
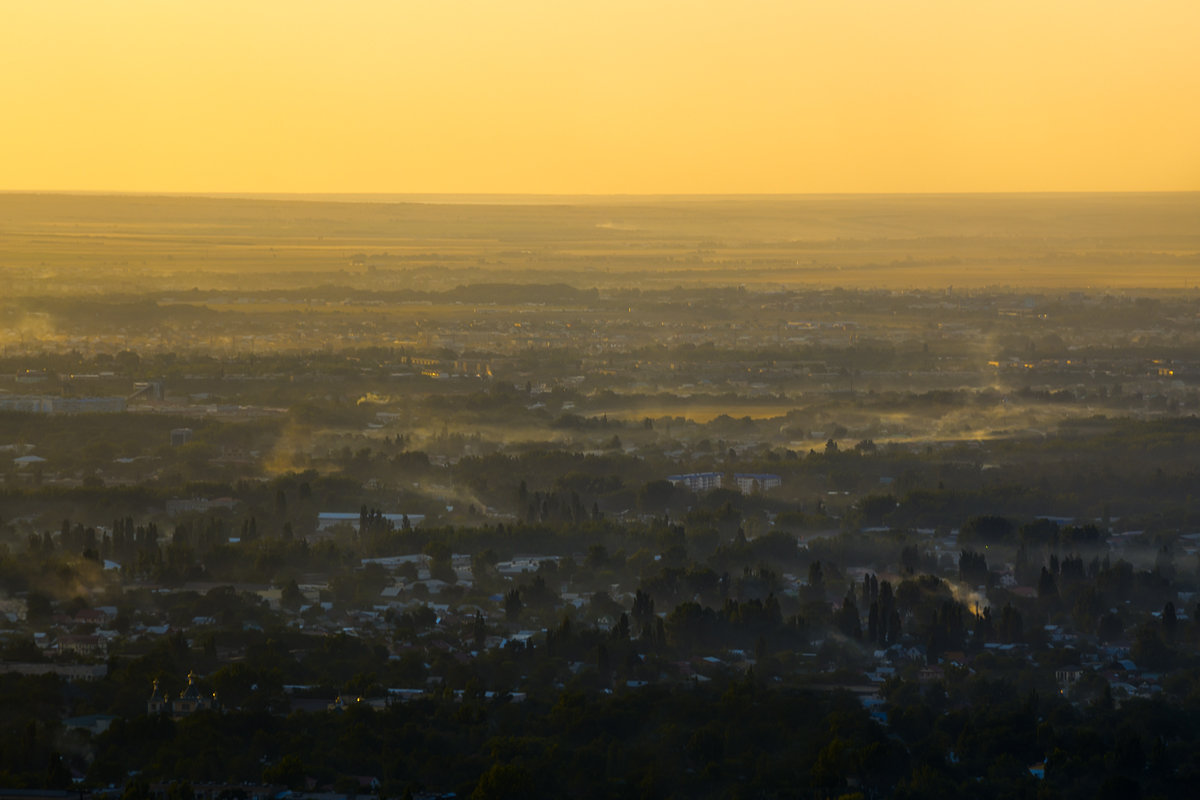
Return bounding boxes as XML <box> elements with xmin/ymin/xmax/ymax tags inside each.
<box><xmin>2</xmin><ymin>190</ymin><xmax>1198</xmax><ymax>465</ymax></box>
<box><xmin>2</xmin><ymin>192</ymin><xmax>1198</xmax><ymax>296</ymax></box>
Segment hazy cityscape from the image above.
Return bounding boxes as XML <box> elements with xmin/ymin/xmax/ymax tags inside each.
<box><xmin>5</xmin><ymin>1</ymin><xmax>1200</xmax><ymax>798</ymax></box>
<box><xmin>0</xmin><ymin>192</ymin><xmax>1196</xmax><ymax>799</ymax></box>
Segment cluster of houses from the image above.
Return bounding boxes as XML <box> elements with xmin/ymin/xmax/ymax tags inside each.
<box><xmin>2</xmin><ymin>528</ymin><xmax>1182</xmax><ymax>714</ymax></box>
<box><xmin>0</xmin><ymin>510</ymin><xmax>1189</xmax><ymax>800</ymax></box>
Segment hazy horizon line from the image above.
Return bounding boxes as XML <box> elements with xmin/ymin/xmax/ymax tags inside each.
<box><xmin>3</xmin><ymin>189</ymin><xmax>1198</xmax><ymax>206</ymax></box>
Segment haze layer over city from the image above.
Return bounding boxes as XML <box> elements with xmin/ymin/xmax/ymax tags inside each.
<box><xmin>3</xmin><ymin>2</ymin><xmax>1200</xmax><ymax>800</ymax></box>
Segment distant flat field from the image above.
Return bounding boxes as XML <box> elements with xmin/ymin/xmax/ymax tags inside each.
<box><xmin>0</xmin><ymin>192</ymin><xmax>1197</xmax><ymax>294</ymax></box>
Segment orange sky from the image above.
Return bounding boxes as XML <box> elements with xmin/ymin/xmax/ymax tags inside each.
<box><xmin>3</xmin><ymin>1</ymin><xmax>1198</xmax><ymax>194</ymax></box>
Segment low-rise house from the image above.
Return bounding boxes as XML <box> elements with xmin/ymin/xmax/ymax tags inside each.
<box><xmin>918</xmin><ymin>665</ymin><xmax>945</xmax><ymax>683</ymax></box>
<box><xmin>57</xmin><ymin>634</ymin><xmax>105</xmax><ymax>657</ymax></box>
<box><xmin>1056</xmin><ymin>665</ymin><xmax>1085</xmax><ymax>690</ymax></box>
<box><xmin>74</xmin><ymin>608</ymin><xmax>109</xmax><ymax>625</ymax></box>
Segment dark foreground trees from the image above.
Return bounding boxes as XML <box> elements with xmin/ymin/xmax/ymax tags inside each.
<box><xmin>83</xmin><ymin>681</ymin><xmax>907</xmax><ymax>799</ymax></box>
<box><xmin>57</xmin><ymin>666</ymin><xmax>1200</xmax><ymax>800</ymax></box>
